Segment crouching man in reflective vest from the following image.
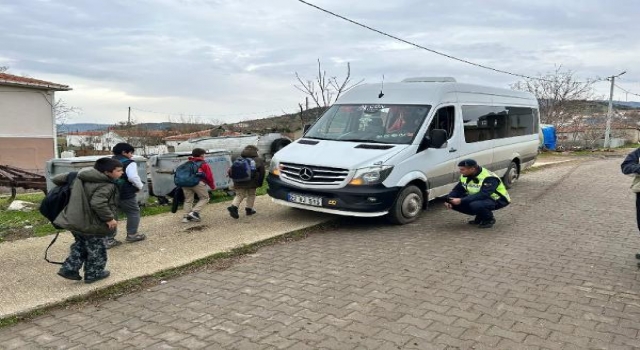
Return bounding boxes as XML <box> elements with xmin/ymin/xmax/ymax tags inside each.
<box><xmin>444</xmin><ymin>159</ymin><xmax>511</xmax><ymax>229</ymax></box>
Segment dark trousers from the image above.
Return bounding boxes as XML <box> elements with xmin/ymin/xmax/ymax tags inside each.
<box><xmin>62</xmin><ymin>233</ymin><xmax>108</xmax><ymax>279</ymax></box>
<box><xmin>452</xmin><ymin>198</ymin><xmax>507</xmax><ymax>221</ymax></box>
<box><xmin>636</xmin><ymin>193</ymin><xmax>640</xmax><ymax>232</ymax></box>
<box><xmin>108</xmin><ymin>196</ymin><xmax>140</xmax><ymax>238</ymax></box>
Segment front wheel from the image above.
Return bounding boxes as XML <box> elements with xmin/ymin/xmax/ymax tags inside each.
<box><xmin>387</xmin><ymin>185</ymin><xmax>424</xmax><ymax>225</ymax></box>
<box><xmin>502</xmin><ymin>161</ymin><xmax>519</xmax><ymax>189</ymax></box>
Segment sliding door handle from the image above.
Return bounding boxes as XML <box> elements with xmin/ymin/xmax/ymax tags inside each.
<box><xmin>449</xmin><ymin>148</ymin><xmax>457</xmax><ymax>153</ymax></box>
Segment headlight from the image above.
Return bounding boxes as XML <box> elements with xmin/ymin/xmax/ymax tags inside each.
<box><xmin>349</xmin><ymin>165</ymin><xmax>393</xmax><ymax>186</ymax></box>
<box><xmin>269</xmin><ymin>159</ymin><xmax>281</xmax><ymax>176</ymax></box>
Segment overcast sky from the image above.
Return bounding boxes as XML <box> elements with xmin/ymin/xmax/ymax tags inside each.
<box><xmin>1</xmin><ymin>0</ymin><xmax>638</xmax><ymax>124</ymax></box>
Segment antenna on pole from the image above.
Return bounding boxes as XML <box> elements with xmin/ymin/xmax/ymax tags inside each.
<box><xmin>378</xmin><ymin>75</ymin><xmax>385</xmax><ymax>99</ymax></box>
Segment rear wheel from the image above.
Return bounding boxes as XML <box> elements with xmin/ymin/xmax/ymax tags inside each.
<box><xmin>387</xmin><ymin>185</ymin><xmax>424</xmax><ymax>225</ymax></box>
<box><xmin>502</xmin><ymin>161</ymin><xmax>519</xmax><ymax>189</ymax></box>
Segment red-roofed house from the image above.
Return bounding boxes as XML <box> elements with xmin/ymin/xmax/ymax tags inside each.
<box><xmin>0</xmin><ymin>73</ymin><xmax>71</xmax><ymax>173</ymax></box>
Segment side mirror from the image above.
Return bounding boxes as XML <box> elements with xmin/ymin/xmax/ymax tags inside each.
<box><xmin>423</xmin><ymin>129</ymin><xmax>447</xmax><ymax>150</ymax></box>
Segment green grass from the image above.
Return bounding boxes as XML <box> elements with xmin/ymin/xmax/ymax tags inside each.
<box><xmin>0</xmin><ymin>176</ymin><xmax>270</xmax><ymax>242</ymax></box>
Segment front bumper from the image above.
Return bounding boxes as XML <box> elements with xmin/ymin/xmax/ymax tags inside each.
<box><xmin>266</xmin><ymin>174</ymin><xmax>399</xmax><ymax>216</ymax></box>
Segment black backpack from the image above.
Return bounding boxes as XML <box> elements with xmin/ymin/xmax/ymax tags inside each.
<box><xmin>39</xmin><ymin>172</ymin><xmax>78</xmax><ymax>264</ymax></box>
<box><xmin>40</xmin><ymin>172</ymin><xmax>78</xmax><ymax>228</ymax></box>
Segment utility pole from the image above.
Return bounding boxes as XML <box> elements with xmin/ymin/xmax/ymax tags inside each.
<box><xmin>127</xmin><ymin>106</ymin><xmax>131</xmax><ymax>126</ymax></box>
<box><xmin>604</xmin><ymin>71</ymin><xmax>626</xmax><ymax>149</ymax></box>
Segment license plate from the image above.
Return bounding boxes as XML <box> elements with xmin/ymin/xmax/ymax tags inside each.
<box><xmin>288</xmin><ymin>193</ymin><xmax>323</xmax><ymax>207</ymax></box>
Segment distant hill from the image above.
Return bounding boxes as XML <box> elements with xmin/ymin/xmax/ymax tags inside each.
<box><xmin>57</xmin><ymin>122</ymin><xmax>207</xmax><ymax>134</ymax></box>
<box><xmin>612</xmin><ymin>101</ymin><xmax>640</xmax><ymax>109</ymax></box>
<box><xmin>56</xmin><ymin>108</ymin><xmax>327</xmax><ymax>136</ymax></box>
<box><xmin>57</xmin><ymin>123</ymin><xmax>110</xmax><ymax>133</ymax></box>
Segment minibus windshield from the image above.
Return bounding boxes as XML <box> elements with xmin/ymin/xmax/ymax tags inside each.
<box><xmin>304</xmin><ymin>104</ymin><xmax>431</xmax><ymax>144</ymax></box>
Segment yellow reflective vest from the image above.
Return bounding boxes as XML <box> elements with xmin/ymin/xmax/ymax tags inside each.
<box><xmin>460</xmin><ymin>168</ymin><xmax>511</xmax><ymax>203</ymax></box>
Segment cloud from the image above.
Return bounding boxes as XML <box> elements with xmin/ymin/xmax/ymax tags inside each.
<box><xmin>1</xmin><ymin>0</ymin><xmax>638</xmax><ymax>124</ymax></box>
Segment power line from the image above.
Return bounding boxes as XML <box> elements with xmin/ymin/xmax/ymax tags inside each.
<box><xmin>297</xmin><ymin>0</ymin><xmax>560</xmax><ymax>82</ymax></box>
<box><xmin>614</xmin><ymin>83</ymin><xmax>640</xmax><ymax>98</ymax></box>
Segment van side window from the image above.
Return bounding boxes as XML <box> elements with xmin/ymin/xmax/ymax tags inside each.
<box><xmin>427</xmin><ymin>106</ymin><xmax>455</xmax><ymax>140</ymax></box>
<box><xmin>462</xmin><ymin>105</ymin><xmax>537</xmax><ymax>143</ymax></box>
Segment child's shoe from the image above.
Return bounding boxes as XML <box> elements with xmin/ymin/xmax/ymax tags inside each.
<box><xmin>245</xmin><ymin>208</ymin><xmax>257</xmax><ymax>216</ymax></box>
<box><xmin>85</xmin><ymin>270</ymin><xmax>110</xmax><ymax>284</ymax></box>
<box><xmin>227</xmin><ymin>205</ymin><xmax>239</xmax><ymax>219</ymax></box>
<box><xmin>126</xmin><ymin>233</ymin><xmax>146</xmax><ymax>242</ymax></box>
<box><xmin>57</xmin><ymin>268</ymin><xmax>82</xmax><ymax>281</ymax></box>
<box><xmin>104</xmin><ymin>238</ymin><xmax>122</xmax><ymax>249</ymax></box>
<box><xmin>187</xmin><ymin>211</ymin><xmax>201</xmax><ymax>222</ymax></box>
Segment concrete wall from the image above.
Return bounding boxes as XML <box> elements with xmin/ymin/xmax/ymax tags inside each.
<box><xmin>0</xmin><ymin>137</ymin><xmax>53</xmax><ymax>174</ymax></box>
<box><xmin>0</xmin><ymin>85</ymin><xmax>55</xmax><ymax>173</ymax></box>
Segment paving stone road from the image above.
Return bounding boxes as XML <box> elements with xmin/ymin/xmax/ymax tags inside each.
<box><xmin>2</xmin><ymin>158</ymin><xmax>640</xmax><ymax>349</ymax></box>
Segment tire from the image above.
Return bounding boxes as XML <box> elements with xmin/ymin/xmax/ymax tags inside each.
<box><xmin>270</xmin><ymin>138</ymin><xmax>291</xmax><ymax>155</ymax></box>
<box><xmin>387</xmin><ymin>185</ymin><xmax>424</xmax><ymax>225</ymax></box>
<box><xmin>502</xmin><ymin>161</ymin><xmax>519</xmax><ymax>189</ymax></box>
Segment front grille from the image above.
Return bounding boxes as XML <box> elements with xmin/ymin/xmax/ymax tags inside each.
<box><xmin>280</xmin><ymin>162</ymin><xmax>349</xmax><ymax>185</ymax></box>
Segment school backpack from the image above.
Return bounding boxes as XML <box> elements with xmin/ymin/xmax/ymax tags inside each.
<box><xmin>40</xmin><ymin>172</ymin><xmax>78</xmax><ymax>229</ymax></box>
<box><xmin>174</xmin><ymin>160</ymin><xmax>203</xmax><ymax>187</ymax></box>
<box><xmin>39</xmin><ymin>171</ymin><xmax>78</xmax><ymax>264</ymax></box>
<box><xmin>229</xmin><ymin>157</ymin><xmax>256</xmax><ymax>182</ymax></box>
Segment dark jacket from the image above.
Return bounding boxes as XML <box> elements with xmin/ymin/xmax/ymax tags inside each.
<box><xmin>448</xmin><ymin>166</ymin><xmax>507</xmax><ymax>205</ymax></box>
<box><xmin>621</xmin><ymin>148</ymin><xmax>640</xmax><ymax>175</ymax></box>
<box><xmin>53</xmin><ymin>167</ymin><xmax>119</xmax><ymax>237</ymax></box>
<box><xmin>232</xmin><ymin>147</ymin><xmax>266</xmax><ymax>190</ymax></box>
<box><xmin>112</xmin><ymin>155</ymin><xmax>137</xmax><ymax>199</ymax></box>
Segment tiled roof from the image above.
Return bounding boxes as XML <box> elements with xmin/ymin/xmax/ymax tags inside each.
<box><xmin>0</xmin><ymin>73</ymin><xmax>71</xmax><ymax>91</ymax></box>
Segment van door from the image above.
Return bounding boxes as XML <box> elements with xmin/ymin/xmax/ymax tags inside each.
<box><xmin>420</xmin><ymin>105</ymin><xmax>459</xmax><ymax>198</ymax></box>
<box><xmin>457</xmin><ymin>105</ymin><xmax>495</xmax><ymax>170</ymax></box>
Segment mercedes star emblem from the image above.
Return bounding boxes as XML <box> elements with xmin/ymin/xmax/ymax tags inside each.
<box><xmin>299</xmin><ymin>167</ymin><xmax>314</xmax><ymax>181</ymax></box>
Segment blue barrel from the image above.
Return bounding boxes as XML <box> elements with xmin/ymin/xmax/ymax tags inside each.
<box><xmin>540</xmin><ymin>125</ymin><xmax>556</xmax><ymax>151</ymax></box>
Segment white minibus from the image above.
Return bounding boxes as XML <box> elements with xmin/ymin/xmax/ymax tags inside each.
<box><xmin>267</xmin><ymin>77</ymin><xmax>540</xmax><ymax>224</ymax></box>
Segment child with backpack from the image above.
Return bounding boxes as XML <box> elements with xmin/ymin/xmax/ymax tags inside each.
<box><xmin>178</xmin><ymin>148</ymin><xmax>215</xmax><ymax>223</ymax></box>
<box><xmin>52</xmin><ymin>158</ymin><xmax>123</xmax><ymax>284</ymax></box>
<box><xmin>227</xmin><ymin>145</ymin><xmax>266</xmax><ymax>219</ymax></box>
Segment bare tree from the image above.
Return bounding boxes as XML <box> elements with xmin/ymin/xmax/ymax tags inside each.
<box><xmin>54</xmin><ymin>99</ymin><xmax>81</xmax><ymax>126</ymax></box>
<box><xmin>168</xmin><ymin>115</ymin><xmax>212</xmax><ymax>134</ymax></box>
<box><xmin>511</xmin><ymin>66</ymin><xmax>597</xmax><ymax>126</ymax></box>
<box><xmin>0</xmin><ymin>66</ymin><xmax>8</xmax><ymax>73</ymax></box>
<box><xmin>294</xmin><ymin>60</ymin><xmax>363</xmax><ymax>133</ymax></box>
<box><xmin>295</xmin><ymin>59</ymin><xmax>363</xmax><ymax>109</ymax></box>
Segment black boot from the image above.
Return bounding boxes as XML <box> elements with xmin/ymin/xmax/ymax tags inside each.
<box><xmin>85</xmin><ymin>270</ymin><xmax>110</xmax><ymax>284</ymax></box>
<box><xmin>468</xmin><ymin>217</ymin><xmax>481</xmax><ymax>225</ymax></box>
<box><xmin>227</xmin><ymin>205</ymin><xmax>239</xmax><ymax>219</ymax></box>
<box><xmin>57</xmin><ymin>268</ymin><xmax>82</xmax><ymax>281</ymax></box>
<box><xmin>478</xmin><ymin>218</ymin><xmax>496</xmax><ymax>229</ymax></box>
<box><xmin>246</xmin><ymin>208</ymin><xmax>257</xmax><ymax>216</ymax></box>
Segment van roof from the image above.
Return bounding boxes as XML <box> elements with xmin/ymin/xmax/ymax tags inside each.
<box><xmin>336</xmin><ymin>80</ymin><xmax>537</xmax><ymax>106</ymax></box>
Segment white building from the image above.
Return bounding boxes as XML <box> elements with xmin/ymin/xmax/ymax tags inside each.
<box><xmin>0</xmin><ymin>73</ymin><xmax>71</xmax><ymax>173</ymax></box>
